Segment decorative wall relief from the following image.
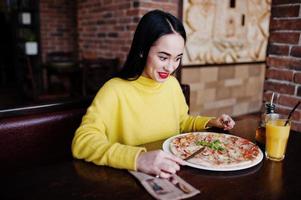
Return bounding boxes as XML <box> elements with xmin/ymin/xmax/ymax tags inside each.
<box><xmin>182</xmin><ymin>0</ymin><xmax>271</xmax><ymax>65</ymax></box>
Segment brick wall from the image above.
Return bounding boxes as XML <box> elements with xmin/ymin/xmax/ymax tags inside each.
<box><xmin>39</xmin><ymin>0</ymin><xmax>77</xmax><ymax>62</ymax></box>
<box><xmin>76</xmin><ymin>0</ymin><xmax>179</xmax><ymax>64</ymax></box>
<box><xmin>265</xmin><ymin>0</ymin><xmax>301</xmax><ymax>131</ymax></box>
<box><xmin>39</xmin><ymin>0</ymin><xmax>179</xmax><ymax>64</ymax></box>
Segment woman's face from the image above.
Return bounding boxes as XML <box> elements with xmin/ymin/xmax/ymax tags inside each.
<box><xmin>142</xmin><ymin>33</ymin><xmax>184</xmax><ymax>83</ymax></box>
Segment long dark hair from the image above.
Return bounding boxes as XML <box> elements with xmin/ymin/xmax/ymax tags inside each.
<box><xmin>116</xmin><ymin>10</ymin><xmax>186</xmax><ymax>80</ymax></box>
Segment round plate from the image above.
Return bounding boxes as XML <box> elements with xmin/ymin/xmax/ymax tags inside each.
<box><xmin>162</xmin><ymin>132</ymin><xmax>264</xmax><ymax>171</ymax></box>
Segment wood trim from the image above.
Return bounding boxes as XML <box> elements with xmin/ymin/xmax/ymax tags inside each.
<box><xmin>0</xmin><ymin>97</ymin><xmax>92</xmax><ymax>118</ymax></box>
<box><xmin>182</xmin><ymin>61</ymin><xmax>266</xmax><ymax>68</ymax></box>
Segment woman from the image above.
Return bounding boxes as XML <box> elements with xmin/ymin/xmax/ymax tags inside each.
<box><xmin>72</xmin><ymin>10</ymin><xmax>235</xmax><ymax>178</ymax></box>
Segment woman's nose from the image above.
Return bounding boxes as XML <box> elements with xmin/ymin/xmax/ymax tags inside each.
<box><xmin>164</xmin><ymin>62</ymin><xmax>175</xmax><ymax>72</ymax></box>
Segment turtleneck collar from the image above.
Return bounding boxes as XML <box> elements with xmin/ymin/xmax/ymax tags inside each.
<box><xmin>132</xmin><ymin>75</ymin><xmax>167</xmax><ymax>92</ymax></box>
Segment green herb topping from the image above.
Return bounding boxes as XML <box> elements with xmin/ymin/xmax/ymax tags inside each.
<box><xmin>196</xmin><ymin>139</ymin><xmax>224</xmax><ymax>151</ymax></box>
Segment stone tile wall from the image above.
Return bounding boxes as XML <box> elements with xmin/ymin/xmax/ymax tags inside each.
<box><xmin>181</xmin><ymin>63</ymin><xmax>265</xmax><ymax>117</ymax></box>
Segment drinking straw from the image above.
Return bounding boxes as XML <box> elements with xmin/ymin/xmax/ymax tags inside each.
<box><xmin>270</xmin><ymin>92</ymin><xmax>275</xmax><ymax>105</ymax></box>
<box><xmin>285</xmin><ymin>101</ymin><xmax>301</xmax><ymax>126</ymax></box>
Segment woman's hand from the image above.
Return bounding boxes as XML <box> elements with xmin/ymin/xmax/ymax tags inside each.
<box><xmin>137</xmin><ymin>150</ymin><xmax>185</xmax><ymax>178</ymax></box>
<box><xmin>207</xmin><ymin>114</ymin><xmax>235</xmax><ymax>130</ymax></box>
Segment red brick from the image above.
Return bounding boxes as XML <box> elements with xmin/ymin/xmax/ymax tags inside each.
<box><xmin>266</xmin><ymin>57</ymin><xmax>291</xmax><ymax>68</ymax></box>
<box><xmin>291</xmin><ymin>46</ymin><xmax>301</xmax><ymax>58</ymax></box>
<box><xmin>276</xmin><ymin>106</ymin><xmax>301</xmax><ymax>122</ymax></box>
<box><xmin>266</xmin><ymin>68</ymin><xmax>294</xmax><ymax>81</ymax></box>
<box><xmin>290</xmin><ymin>59</ymin><xmax>301</xmax><ymax>70</ymax></box>
<box><xmin>278</xmin><ymin>95</ymin><xmax>301</xmax><ymax>107</ymax></box>
<box><xmin>126</xmin><ymin>9</ymin><xmax>140</xmax><ymax>16</ymax></box>
<box><xmin>294</xmin><ymin>72</ymin><xmax>301</xmax><ymax>84</ymax></box>
<box><xmin>291</xmin><ymin>121</ymin><xmax>301</xmax><ymax>132</ymax></box>
<box><xmin>118</xmin><ymin>17</ymin><xmax>132</xmax><ymax>23</ymax></box>
<box><xmin>140</xmin><ymin>2</ymin><xmax>159</xmax><ymax>8</ymax></box>
<box><xmin>271</xmin><ymin>5</ymin><xmax>300</xmax><ymax>18</ymax></box>
<box><xmin>292</xmin><ymin>110</ymin><xmax>301</xmax><ymax>121</ymax></box>
<box><xmin>115</xmin><ymin>2</ymin><xmax>130</xmax><ymax>9</ymax></box>
<box><xmin>298</xmin><ymin>86</ymin><xmax>301</xmax><ymax>97</ymax></box>
<box><xmin>264</xmin><ymin>81</ymin><xmax>295</xmax><ymax>95</ymax></box>
<box><xmin>275</xmin><ymin>106</ymin><xmax>290</xmax><ymax>116</ymax></box>
<box><xmin>126</xmin><ymin>24</ymin><xmax>138</xmax><ymax>31</ymax></box>
<box><xmin>268</xmin><ymin>44</ymin><xmax>289</xmax><ymax>55</ymax></box>
<box><xmin>269</xmin><ymin>32</ymin><xmax>300</xmax><ymax>44</ymax></box>
<box><xmin>270</xmin><ymin>19</ymin><xmax>301</xmax><ymax>31</ymax></box>
<box><xmin>266</xmin><ymin>57</ymin><xmax>301</xmax><ymax>71</ymax></box>
<box><xmin>103</xmin><ymin>0</ymin><xmax>113</xmax><ymax>4</ymax></box>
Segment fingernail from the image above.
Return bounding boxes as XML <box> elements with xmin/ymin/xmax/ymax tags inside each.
<box><xmin>223</xmin><ymin>120</ymin><xmax>230</xmax><ymax>125</ymax></box>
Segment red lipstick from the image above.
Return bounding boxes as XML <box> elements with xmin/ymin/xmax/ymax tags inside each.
<box><xmin>158</xmin><ymin>72</ymin><xmax>169</xmax><ymax>79</ymax></box>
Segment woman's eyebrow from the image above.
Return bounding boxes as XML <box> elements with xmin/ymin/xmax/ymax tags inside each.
<box><xmin>158</xmin><ymin>51</ymin><xmax>170</xmax><ymax>56</ymax></box>
<box><xmin>158</xmin><ymin>52</ymin><xmax>183</xmax><ymax>57</ymax></box>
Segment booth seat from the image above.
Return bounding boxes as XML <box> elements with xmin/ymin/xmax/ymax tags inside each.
<box><xmin>0</xmin><ymin>84</ymin><xmax>190</xmax><ymax>174</ymax></box>
<box><xmin>0</xmin><ymin>99</ymin><xmax>90</xmax><ymax>173</ymax></box>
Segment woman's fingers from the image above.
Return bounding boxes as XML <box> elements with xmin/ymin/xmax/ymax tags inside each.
<box><xmin>137</xmin><ymin>150</ymin><xmax>184</xmax><ymax>178</ymax></box>
<box><xmin>226</xmin><ymin>119</ymin><xmax>235</xmax><ymax>130</ymax></box>
<box><xmin>164</xmin><ymin>152</ymin><xmax>186</xmax><ymax>165</ymax></box>
<box><xmin>159</xmin><ymin>171</ymin><xmax>172</xmax><ymax>179</ymax></box>
<box><xmin>154</xmin><ymin>151</ymin><xmax>182</xmax><ymax>178</ymax></box>
<box><xmin>220</xmin><ymin>114</ymin><xmax>235</xmax><ymax>130</ymax></box>
<box><xmin>158</xmin><ymin>160</ymin><xmax>180</xmax><ymax>174</ymax></box>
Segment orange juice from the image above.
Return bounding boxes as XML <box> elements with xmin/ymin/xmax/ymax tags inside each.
<box><xmin>265</xmin><ymin>119</ymin><xmax>290</xmax><ymax>161</ymax></box>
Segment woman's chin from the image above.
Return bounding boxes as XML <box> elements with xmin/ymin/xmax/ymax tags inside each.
<box><xmin>155</xmin><ymin>77</ymin><xmax>167</xmax><ymax>83</ymax></box>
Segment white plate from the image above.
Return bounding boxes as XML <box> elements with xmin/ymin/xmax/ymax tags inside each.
<box><xmin>162</xmin><ymin>132</ymin><xmax>264</xmax><ymax>171</ymax></box>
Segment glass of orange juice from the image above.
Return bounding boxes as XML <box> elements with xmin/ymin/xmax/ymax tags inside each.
<box><xmin>265</xmin><ymin>115</ymin><xmax>291</xmax><ymax>161</ymax></box>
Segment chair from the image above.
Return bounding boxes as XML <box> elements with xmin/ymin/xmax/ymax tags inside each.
<box><xmin>180</xmin><ymin>84</ymin><xmax>190</xmax><ymax>107</ymax></box>
<box><xmin>23</xmin><ymin>55</ymin><xmax>69</xmax><ymax>103</ymax></box>
<box><xmin>81</xmin><ymin>57</ymin><xmax>119</xmax><ymax>96</ymax></box>
<box><xmin>43</xmin><ymin>51</ymin><xmax>80</xmax><ymax>96</ymax></box>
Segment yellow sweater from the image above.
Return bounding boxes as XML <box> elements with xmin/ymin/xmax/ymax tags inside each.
<box><xmin>72</xmin><ymin>75</ymin><xmax>212</xmax><ymax>170</ymax></box>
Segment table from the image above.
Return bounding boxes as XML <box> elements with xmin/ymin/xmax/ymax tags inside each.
<box><xmin>2</xmin><ymin>118</ymin><xmax>301</xmax><ymax>200</ymax></box>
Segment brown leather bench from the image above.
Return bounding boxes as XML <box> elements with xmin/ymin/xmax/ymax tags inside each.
<box><xmin>0</xmin><ymin>99</ymin><xmax>90</xmax><ymax>173</ymax></box>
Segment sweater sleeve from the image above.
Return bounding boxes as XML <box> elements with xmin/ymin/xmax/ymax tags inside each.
<box><xmin>71</xmin><ymin>82</ymin><xmax>146</xmax><ymax>170</ymax></box>
<box><xmin>173</xmin><ymin>79</ymin><xmax>214</xmax><ymax>133</ymax></box>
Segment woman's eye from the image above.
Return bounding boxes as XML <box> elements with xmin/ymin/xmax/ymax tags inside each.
<box><xmin>159</xmin><ymin>56</ymin><xmax>167</xmax><ymax>61</ymax></box>
<box><xmin>176</xmin><ymin>57</ymin><xmax>182</xmax><ymax>62</ymax></box>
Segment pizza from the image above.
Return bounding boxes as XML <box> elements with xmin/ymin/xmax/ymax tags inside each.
<box><xmin>169</xmin><ymin>132</ymin><xmax>262</xmax><ymax>168</ymax></box>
